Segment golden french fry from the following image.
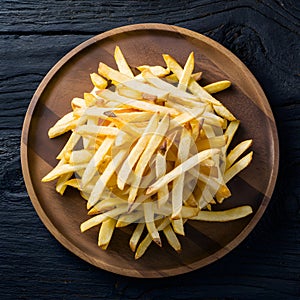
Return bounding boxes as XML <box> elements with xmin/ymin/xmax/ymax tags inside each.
<box><xmin>137</xmin><ymin>65</ymin><xmax>170</xmax><ymax>77</ymax></box>
<box><xmin>225</xmin><ymin>120</ymin><xmax>240</xmax><ymax>150</ymax></box>
<box><xmin>179</xmin><ymin>51</ymin><xmax>194</xmax><ymax>91</ymax></box>
<box><xmin>129</xmin><ymin>223</ymin><xmax>145</xmax><ymax>252</ymax></box>
<box><xmin>69</xmin><ymin>149</ymin><xmax>93</xmax><ymax>165</ymax></box>
<box><xmin>48</xmin><ymin>114</ymin><xmax>87</xmax><ymax>138</ymax></box>
<box><xmin>172</xmin><ymin>218</ymin><xmax>185</xmax><ymax>236</ymax></box>
<box><xmin>143</xmin><ymin>202</ymin><xmax>161</xmax><ymax>246</ymax></box>
<box><xmin>42</xmin><ymin>163</ymin><xmax>87</xmax><ymax>182</ymax></box>
<box><xmin>191</xmin><ymin>205</ymin><xmax>253</xmax><ymax>222</ymax></box>
<box><xmin>203</xmin><ymin>80</ymin><xmax>231</xmax><ymax>94</ymax></box>
<box><xmin>98</xmin><ymin>217</ymin><xmax>117</xmax><ymax>250</ymax></box>
<box><xmin>114</xmin><ymin>46</ymin><xmax>134</xmax><ymax>77</ymax></box>
<box><xmin>90</xmin><ymin>72</ymin><xmax>108</xmax><ymax>89</ymax></box>
<box><xmin>71</xmin><ymin>97</ymin><xmax>86</xmax><ymax>110</ymax></box>
<box><xmin>213</xmin><ymin>104</ymin><xmax>236</xmax><ymax>121</ymax></box>
<box><xmin>75</xmin><ymin>124</ymin><xmax>119</xmax><ymax>137</ymax></box>
<box><xmin>163</xmin><ymin>224</ymin><xmax>181</xmax><ymax>252</ymax></box>
<box><xmin>84</xmin><ymin>92</ymin><xmax>98</xmax><ymax>107</ymax></box>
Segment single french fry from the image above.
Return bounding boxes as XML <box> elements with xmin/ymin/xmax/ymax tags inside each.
<box><xmin>172</xmin><ymin>217</ymin><xmax>185</xmax><ymax>236</ymax></box>
<box><xmin>75</xmin><ymin>124</ymin><xmax>119</xmax><ymax>137</ymax></box>
<box><xmin>224</xmin><ymin>120</ymin><xmax>240</xmax><ymax>150</ymax></box>
<box><xmin>203</xmin><ymin>80</ymin><xmax>231</xmax><ymax>94</ymax></box>
<box><xmin>90</xmin><ymin>73</ymin><xmax>108</xmax><ymax>89</ymax></box>
<box><xmin>98</xmin><ymin>217</ymin><xmax>117</xmax><ymax>250</ymax></box>
<box><xmin>137</xmin><ymin>65</ymin><xmax>170</xmax><ymax>77</ymax></box>
<box><xmin>129</xmin><ymin>223</ymin><xmax>145</xmax><ymax>252</ymax></box>
<box><xmin>191</xmin><ymin>205</ymin><xmax>253</xmax><ymax>222</ymax></box>
<box><xmin>69</xmin><ymin>149</ymin><xmax>93</xmax><ymax>165</ymax></box>
<box><xmin>143</xmin><ymin>202</ymin><xmax>161</xmax><ymax>246</ymax></box>
<box><xmin>42</xmin><ymin>163</ymin><xmax>87</xmax><ymax>182</ymax></box>
<box><xmin>115</xmin><ymin>111</ymin><xmax>154</xmax><ymax>123</ymax></box>
<box><xmin>213</xmin><ymin>104</ymin><xmax>236</xmax><ymax>121</ymax></box>
<box><xmin>48</xmin><ymin>114</ymin><xmax>87</xmax><ymax>138</ymax></box>
<box><xmin>71</xmin><ymin>97</ymin><xmax>86</xmax><ymax>110</ymax></box>
<box><xmin>114</xmin><ymin>46</ymin><xmax>134</xmax><ymax>78</ymax></box>
<box><xmin>163</xmin><ymin>224</ymin><xmax>181</xmax><ymax>252</ymax></box>
<box><xmin>178</xmin><ymin>51</ymin><xmax>194</xmax><ymax>91</ymax></box>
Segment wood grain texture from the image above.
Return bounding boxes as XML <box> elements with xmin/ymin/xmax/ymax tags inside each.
<box><xmin>0</xmin><ymin>0</ymin><xmax>299</xmax><ymax>298</ymax></box>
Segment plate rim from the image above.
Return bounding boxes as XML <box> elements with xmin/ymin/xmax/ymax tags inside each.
<box><xmin>21</xmin><ymin>23</ymin><xmax>279</xmax><ymax>278</ymax></box>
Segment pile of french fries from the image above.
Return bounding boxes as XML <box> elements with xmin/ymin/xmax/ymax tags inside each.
<box><xmin>42</xmin><ymin>46</ymin><xmax>253</xmax><ymax>259</ymax></box>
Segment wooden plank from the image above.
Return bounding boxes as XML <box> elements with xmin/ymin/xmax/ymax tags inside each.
<box><xmin>0</xmin><ymin>0</ymin><xmax>299</xmax><ymax>34</ymax></box>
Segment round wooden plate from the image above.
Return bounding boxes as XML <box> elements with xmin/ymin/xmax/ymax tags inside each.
<box><xmin>21</xmin><ymin>24</ymin><xmax>279</xmax><ymax>278</ymax></box>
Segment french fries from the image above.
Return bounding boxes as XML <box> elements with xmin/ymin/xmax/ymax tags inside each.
<box><xmin>42</xmin><ymin>46</ymin><xmax>254</xmax><ymax>259</ymax></box>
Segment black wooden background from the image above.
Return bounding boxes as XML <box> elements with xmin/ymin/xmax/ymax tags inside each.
<box><xmin>1</xmin><ymin>1</ymin><xmax>299</xmax><ymax>299</ymax></box>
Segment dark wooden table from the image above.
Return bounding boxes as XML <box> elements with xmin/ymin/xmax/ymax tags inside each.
<box><xmin>1</xmin><ymin>1</ymin><xmax>299</xmax><ymax>299</ymax></box>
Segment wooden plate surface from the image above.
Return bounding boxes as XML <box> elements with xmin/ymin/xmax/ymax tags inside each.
<box><xmin>21</xmin><ymin>23</ymin><xmax>279</xmax><ymax>278</ymax></box>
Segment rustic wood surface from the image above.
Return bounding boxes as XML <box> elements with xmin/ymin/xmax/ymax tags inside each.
<box><xmin>0</xmin><ymin>0</ymin><xmax>299</xmax><ymax>298</ymax></box>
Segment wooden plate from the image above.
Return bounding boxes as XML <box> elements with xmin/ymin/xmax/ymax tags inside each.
<box><xmin>21</xmin><ymin>24</ymin><xmax>279</xmax><ymax>278</ymax></box>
